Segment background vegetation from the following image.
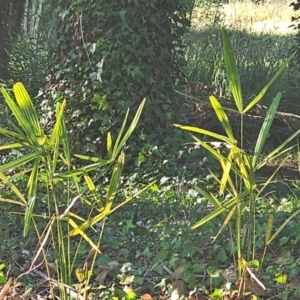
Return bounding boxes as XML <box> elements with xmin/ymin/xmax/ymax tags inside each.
<box><xmin>1</xmin><ymin>0</ymin><xmax>300</xmax><ymax>299</ymax></box>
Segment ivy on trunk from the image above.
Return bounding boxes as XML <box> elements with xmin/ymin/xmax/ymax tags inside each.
<box><xmin>42</xmin><ymin>0</ymin><xmax>190</xmax><ymax>157</ymax></box>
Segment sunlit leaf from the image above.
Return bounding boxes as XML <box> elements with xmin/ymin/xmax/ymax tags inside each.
<box><xmin>84</xmin><ymin>173</ymin><xmax>103</xmax><ymax>208</ymax></box>
<box><xmin>1</xmin><ymin>83</ymin><xmax>45</xmax><ymax>148</ymax></box>
<box><xmin>194</xmin><ymin>186</ymin><xmax>222</xmax><ymax>208</ymax></box>
<box><xmin>53</xmin><ymin>161</ymin><xmax>112</xmax><ymax>180</ymax></box>
<box><xmin>274</xmin><ymin>273</ymin><xmax>287</xmax><ymax>284</ymax></box>
<box><xmin>48</xmin><ymin>100</ymin><xmax>66</xmax><ymax>147</ymax></box>
<box><xmin>76</xmin><ymin>268</ymin><xmax>92</xmax><ymax>283</ymax></box>
<box><xmin>107</xmin><ymin>132</ymin><xmax>113</xmax><ymax>159</ymax></box>
<box><xmin>222</xmin><ymin>29</ymin><xmax>243</xmax><ymax>113</ymax></box>
<box><xmin>252</xmin><ymin>93</ymin><xmax>281</xmax><ymax>168</ymax></box>
<box><xmin>67</xmin><ymin>218</ymin><xmax>101</xmax><ymax>254</ymax></box>
<box><xmin>267</xmin><ymin>210</ymin><xmax>300</xmax><ymax>245</ymax></box>
<box><xmin>0</xmin><ymin>152</ymin><xmax>37</xmax><ymax>173</ymax></box>
<box><xmin>69</xmin><ymin>181</ymin><xmax>154</xmax><ymax>236</ymax></box>
<box><xmin>257</xmin><ymin>130</ymin><xmax>300</xmax><ymax>170</ymax></box>
<box><xmin>265</xmin><ymin>213</ymin><xmax>273</xmax><ymax>244</ymax></box>
<box><xmin>24</xmin><ymin>158</ymin><xmax>40</xmax><ymax>236</ymax></box>
<box><xmin>0</xmin><ymin>198</ymin><xmax>26</xmax><ymax>206</ymax></box>
<box><xmin>0</xmin><ymin>128</ymin><xmax>26</xmax><ymax>143</ymax></box>
<box><xmin>174</xmin><ymin>124</ymin><xmax>235</xmax><ymax>146</ymax></box>
<box><xmin>191</xmin><ymin>192</ymin><xmax>248</xmax><ymax>230</ymax></box>
<box><xmin>112</xmin><ymin>98</ymin><xmax>145</xmax><ymax>158</ymax></box>
<box><xmin>0</xmin><ymin>172</ymin><xmax>27</xmax><ymax>205</ymax></box>
<box><xmin>210</xmin><ymin>95</ymin><xmax>235</xmax><ymax>141</ymax></box>
<box><xmin>105</xmin><ymin>152</ymin><xmax>125</xmax><ymax>212</ymax></box>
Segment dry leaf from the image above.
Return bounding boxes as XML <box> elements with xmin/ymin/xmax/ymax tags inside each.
<box><xmin>177</xmin><ymin>185</ymin><xmax>189</xmax><ymax>193</ymax></box>
<box><xmin>95</xmin><ymin>270</ymin><xmax>107</xmax><ymax>285</ymax></box>
<box><xmin>47</xmin><ymin>262</ymin><xmax>57</xmax><ymax>278</ymax></box>
<box><xmin>141</xmin><ymin>294</ymin><xmax>152</xmax><ymax>300</ymax></box>
<box><xmin>273</xmin><ymin>256</ymin><xmax>287</xmax><ymax>265</ymax></box>
<box><xmin>236</xmin><ymin>278</ymin><xmax>267</xmax><ymax>297</ymax></box>
<box><xmin>171</xmin><ymin>266</ymin><xmax>185</xmax><ymax>279</ymax></box>
<box><xmin>246</xmin><ymin>266</ymin><xmax>266</xmax><ymax>291</ymax></box>
<box><xmin>287</xmin><ymin>277</ymin><xmax>300</xmax><ymax>289</ymax></box>
<box><xmin>0</xmin><ymin>277</ymin><xmax>13</xmax><ymax>300</ymax></box>
<box><xmin>98</xmin><ymin>261</ymin><xmax>120</xmax><ymax>271</ymax></box>
<box><xmin>172</xmin><ymin>279</ymin><xmax>186</xmax><ymax>296</ymax></box>
<box><xmin>222</xmin><ymin>266</ymin><xmax>237</xmax><ymax>283</ymax></box>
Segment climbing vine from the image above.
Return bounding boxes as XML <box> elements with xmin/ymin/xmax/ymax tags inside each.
<box><xmin>42</xmin><ymin>0</ymin><xmax>190</xmax><ymax>157</ymax></box>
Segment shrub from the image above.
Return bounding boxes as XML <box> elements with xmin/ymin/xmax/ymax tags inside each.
<box><xmin>0</xmin><ymin>82</ymin><xmax>148</xmax><ymax>299</ymax></box>
<box><xmin>175</xmin><ymin>29</ymin><xmax>299</xmax><ymax>279</ymax></box>
<box><xmin>7</xmin><ymin>36</ymin><xmax>48</xmax><ymax>97</ymax></box>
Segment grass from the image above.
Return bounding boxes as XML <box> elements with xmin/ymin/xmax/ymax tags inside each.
<box><xmin>192</xmin><ymin>0</ymin><xmax>296</xmax><ymax>32</ymax></box>
<box><xmin>184</xmin><ymin>0</ymin><xmax>300</xmax><ymax>112</ymax></box>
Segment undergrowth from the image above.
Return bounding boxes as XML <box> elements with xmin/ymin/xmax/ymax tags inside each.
<box><xmin>1</xmin><ymin>1</ymin><xmax>300</xmax><ymax>300</ymax></box>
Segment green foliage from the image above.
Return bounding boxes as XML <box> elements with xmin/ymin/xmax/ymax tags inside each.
<box><xmin>290</xmin><ymin>0</ymin><xmax>300</xmax><ymax>66</ymax></box>
<box><xmin>183</xmin><ymin>28</ymin><xmax>294</xmax><ymax>103</ymax></box>
<box><xmin>43</xmin><ymin>0</ymin><xmax>190</xmax><ymax>160</ymax></box>
<box><xmin>190</xmin><ymin>0</ymin><xmax>227</xmax><ymax>9</ymax></box>
<box><xmin>0</xmin><ymin>263</ymin><xmax>6</xmax><ymax>284</ymax></box>
<box><xmin>7</xmin><ymin>36</ymin><xmax>48</xmax><ymax>97</ymax></box>
<box><xmin>175</xmin><ymin>29</ymin><xmax>300</xmax><ymax>275</ymax></box>
<box><xmin>0</xmin><ymin>83</ymin><xmax>147</xmax><ymax>299</ymax></box>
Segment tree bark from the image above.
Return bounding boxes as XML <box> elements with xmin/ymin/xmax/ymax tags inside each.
<box><xmin>24</xmin><ymin>0</ymin><xmax>44</xmax><ymax>43</ymax></box>
<box><xmin>0</xmin><ymin>0</ymin><xmax>25</xmax><ymax>80</ymax></box>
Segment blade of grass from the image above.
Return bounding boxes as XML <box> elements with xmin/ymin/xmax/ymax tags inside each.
<box><xmin>105</xmin><ymin>152</ymin><xmax>125</xmax><ymax>212</ymax></box>
<box><xmin>222</xmin><ymin>28</ymin><xmax>243</xmax><ymax>113</ymax></box>
<box><xmin>257</xmin><ymin>129</ymin><xmax>300</xmax><ymax>170</ymax></box>
<box><xmin>243</xmin><ymin>53</ymin><xmax>295</xmax><ymax>113</ymax></box>
<box><xmin>267</xmin><ymin>210</ymin><xmax>300</xmax><ymax>245</ymax></box>
<box><xmin>210</xmin><ymin>95</ymin><xmax>235</xmax><ymax>141</ymax></box>
<box><xmin>0</xmin><ymin>172</ymin><xmax>27</xmax><ymax>205</ymax></box>
<box><xmin>252</xmin><ymin>93</ymin><xmax>281</xmax><ymax>168</ymax></box>
<box><xmin>24</xmin><ymin>158</ymin><xmax>40</xmax><ymax>236</ymax></box>
<box><xmin>191</xmin><ymin>190</ymin><xmax>249</xmax><ymax>229</ymax></box>
<box><xmin>69</xmin><ymin>181</ymin><xmax>154</xmax><ymax>236</ymax></box>
<box><xmin>0</xmin><ymin>152</ymin><xmax>38</xmax><ymax>173</ymax></box>
<box><xmin>112</xmin><ymin>99</ymin><xmax>145</xmax><ymax>159</ymax></box>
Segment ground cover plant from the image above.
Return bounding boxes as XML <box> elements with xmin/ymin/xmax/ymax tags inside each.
<box><xmin>2</xmin><ymin>0</ymin><xmax>300</xmax><ymax>299</ymax></box>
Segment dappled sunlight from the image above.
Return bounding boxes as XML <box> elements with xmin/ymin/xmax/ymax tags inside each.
<box><xmin>192</xmin><ymin>0</ymin><xmax>297</xmax><ymax>35</ymax></box>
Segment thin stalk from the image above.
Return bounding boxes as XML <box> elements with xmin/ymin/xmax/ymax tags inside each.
<box><xmin>31</xmin><ymin>216</ymin><xmax>56</xmax><ymax>300</ymax></box>
<box><xmin>83</xmin><ymin>218</ymin><xmax>106</xmax><ymax>299</ymax></box>
<box><xmin>236</xmin><ymin>202</ymin><xmax>242</xmax><ymax>277</ymax></box>
<box><xmin>65</xmin><ymin>170</ymin><xmax>72</xmax><ymax>283</ymax></box>
<box><xmin>246</xmin><ymin>189</ymin><xmax>256</xmax><ymax>261</ymax></box>
<box><xmin>236</xmin><ymin>111</ymin><xmax>244</xmax><ymax>275</ymax></box>
<box><xmin>70</xmin><ymin>181</ymin><xmax>90</xmax><ymax>273</ymax></box>
<box><xmin>43</xmin><ymin>161</ymin><xmax>62</xmax><ymax>298</ymax></box>
<box><xmin>228</xmin><ymin>222</ymin><xmax>237</xmax><ymax>268</ymax></box>
<box><xmin>251</xmin><ymin>190</ymin><xmax>256</xmax><ymax>261</ymax></box>
<box><xmin>53</xmin><ymin>195</ymin><xmax>69</xmax><ymax>299</ymax></box>
<box><xmin>46</xmin><ymin>157</ymin><xmax>69</xmax><ymax>299</ymax></box>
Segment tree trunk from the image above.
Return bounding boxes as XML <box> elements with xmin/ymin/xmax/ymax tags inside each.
<box><xmin>24</xmin><ymin>0</ymin><xmax>44</xmax><ymax>44</ymax></box>
<box><xmin>0</xmin><ymin>0</ymin><xmax>25</xmax><ymax>80</ymax></box>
